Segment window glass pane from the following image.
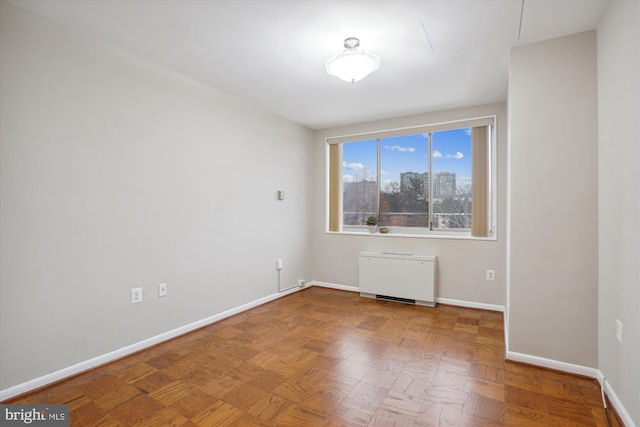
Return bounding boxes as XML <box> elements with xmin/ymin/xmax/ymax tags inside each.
<box><xmin>431</xmin><ymin>128</ymin><xmax>472</xmax><ymax>230</ymax></box>
<box><xmin>380</xmin><ymin>134</ymin><xmax>429</xmax><ymax>227</ymax></box>
<box><xmin>328</xmin><ymin>117</ymin><xmax>494</xmax><ymax>237</ymax></box>
<box><xmin>342</xmin><ymin>139</ymin><xmax>377</xmax><ymax>226</ymax></box>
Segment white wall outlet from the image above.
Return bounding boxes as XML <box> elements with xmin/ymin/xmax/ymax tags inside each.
<box><xmin>158</xmin><ymin>283</ymin><xmax>167</xmax><ymax>297</ymax></box>
<box><xmin>486</xmin><ymin>269</ymin><xmax>495</xmax><ymax>281</ymax></box>
<box><xmin>616</xmin><ymin>319</ymin><xmax>623</xmax><ymax>343</ymax></box>
<box><xmin>131</xmin><ymin>287</ymin><xmax>142</xmax><ymax>304</ymax></box>
<box><xmin>276</xmin><ymin>259</ymin><xmax>283</xmax><ymax>270</ymax></box>
<box><xmin>298</xmin><ymin>279</ymin><xmax>305</xmax><ymax>288</ymax></box>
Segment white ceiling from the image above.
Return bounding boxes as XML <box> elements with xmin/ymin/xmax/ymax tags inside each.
<box><xmin>8</xmin><ymin>0</ymin><xmax>611</xmax><ymax>130</ymax></box>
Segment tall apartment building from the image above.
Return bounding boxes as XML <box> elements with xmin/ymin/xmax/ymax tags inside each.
<box><xmin>434</xmin><ymin>172</ymin><xmax>456</xmax><ymax>198</ymax></box>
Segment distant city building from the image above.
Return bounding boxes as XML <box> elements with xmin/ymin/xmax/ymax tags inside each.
<box><xmin>398</xmin><ymin>171</ymin><xmax>456</xmax><ymax>199</ymax></box>
<box><xmin>434</xmin><ymin>172</ymin><xmax>456</xmax><ymax>198</ymax></box>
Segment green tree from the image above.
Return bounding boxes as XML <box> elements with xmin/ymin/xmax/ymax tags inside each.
<box><xmin>403</xmin><ymin>176</ymin><xmax>427</xmax><ymax>212</ymax></box>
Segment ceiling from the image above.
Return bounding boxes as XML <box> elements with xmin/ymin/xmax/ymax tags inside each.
<box><xmin>8</xmin><ymin>0</ymin><xmax>611</xmax><ymax>130</ymax></box>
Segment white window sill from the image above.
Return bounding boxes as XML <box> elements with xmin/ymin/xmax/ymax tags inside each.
<box><xmin>325</xmin><ymin>230</ymin><xmax>497</xmax><ymax>241</ymax></box>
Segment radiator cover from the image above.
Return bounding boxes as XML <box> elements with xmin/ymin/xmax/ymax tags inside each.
<box><xmin>358</xmin><ymin>252</ymin><xmax>437</xmax><ymax>307</ymax></box>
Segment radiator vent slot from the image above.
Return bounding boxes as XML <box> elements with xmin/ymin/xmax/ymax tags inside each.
<box><xmin>359</xmin><ymin>252</ymin><xmax>437</xmax><ymax>307</ymax></box>
<box><xmin>375</xmin><ymin>295</ymin><xmax>416</xmax><ymax>305</ymax></box>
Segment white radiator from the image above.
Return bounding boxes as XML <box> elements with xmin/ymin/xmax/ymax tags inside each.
<box><xmin>358</xmin><ymin>252</ymin><xmax>437</xmax><ymax>307</ymax></box>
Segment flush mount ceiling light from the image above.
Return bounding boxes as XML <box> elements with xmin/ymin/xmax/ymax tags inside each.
<box><xmin>325</xmin><ymin>37</ymin><xmax>380</xmax><ymax>83</ymax></box>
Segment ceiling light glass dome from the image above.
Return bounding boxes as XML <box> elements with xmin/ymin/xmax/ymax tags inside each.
<box><xmin>325</xmin><ymin>38</ymin><xmax>380</xmax><ymax>83</ymax></box>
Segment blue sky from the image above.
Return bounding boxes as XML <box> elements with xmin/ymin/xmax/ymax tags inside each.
<box><xmin>342</xmin><ymin>128</ymin><xmax>472</xmax><ymax>189</ymax></box>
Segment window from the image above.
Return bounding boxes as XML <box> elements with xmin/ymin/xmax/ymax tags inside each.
<box><xmin>327</xmin><ymin>117</ymin><xmax>495</xmax><ymax>238</ymax></box>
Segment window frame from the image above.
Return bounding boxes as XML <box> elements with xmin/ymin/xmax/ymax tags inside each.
<box><xmin>326</xmin><ymin>116</ymin><xmax>497</xmax><ymax>240</ymax></box>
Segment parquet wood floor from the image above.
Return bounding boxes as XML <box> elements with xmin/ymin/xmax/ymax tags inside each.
<box><xmin>6</xmin><ymin>287</ymin><xmax>624</xmax><ymax>426</ymax></box>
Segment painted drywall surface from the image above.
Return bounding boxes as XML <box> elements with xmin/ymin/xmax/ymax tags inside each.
<box><xmin>597</xmin><ymin>1</ymin><xmax>640</xmax><ymax>422</ymax></box>
<box><xmin>310</xmin><ymin>103</ymin><xmax>507</xmax><ymax>306</ymax></box>
<box><xmin>0</xmin><ymin>1</ymin><xmax>313</xmax><ymax>390</ymax></box>
<box><xmin>508</xmin><ymin>32</ymin><xmax>598</xmax><ymax>367</ymax></box>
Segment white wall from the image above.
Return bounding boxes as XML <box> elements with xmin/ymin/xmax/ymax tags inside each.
<box><xmin>597</xmin><ymin>1</ymin><xmax>640</xmax><ymax>423</ymax></box>
<box><xmin>0</xmin><ymin>1</ymin><xmax>313</xmax><ymax>390</ymax></box>
<box><xmin>508</xmin><ymin>31</ymin><xmax>598</xmax><ymax>367</ymax></box>
<box><xmin>311</xmin><ymin>103</ymin><xmax>507</xmax><ymax>308</ymax></box>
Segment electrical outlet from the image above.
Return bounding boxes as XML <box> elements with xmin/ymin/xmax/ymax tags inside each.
<box><xmin>131</xmin><ymin>287</ymin><xmax>142</xmax><ymax>304</ymax></box>
<box><xmin>616</xmin><ymin>319</ymin><xmax>623</xmax><ymax>343</ymax></box>
<box><xmin>298</xmin><ymin>279</ymin><xmax>305</xmax><ymax>288</ymax></box>
<box><xmin>158</xmin><ymin>283</ymin><xmax>167</xmax><ymax>297</ymax></box>
<box><xmin>276</xmin><ymin>259</ymin><xmax>283</xmax><ymax>270</ymax></box>
<box><xmin>486</xmin><ymin>269</ymin><xmax>495</xmax><ymax>281</ymax></box>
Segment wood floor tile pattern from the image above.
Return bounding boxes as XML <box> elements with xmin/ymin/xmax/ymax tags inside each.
<box><xmin>6</xmin><ymin>287</ymin><xmax>624</xmax><ymax>426</ymax></box>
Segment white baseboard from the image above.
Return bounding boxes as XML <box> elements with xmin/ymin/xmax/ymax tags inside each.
<box><xmin>0</xmin><ymin>286</ymin><xmax>304</xmax><ymax>402</ymax></box>
<box><xmin>437</xmin><ymin>297</ymin><xmax>505</xmax><ymax>312</ymax></box>
<box><xmin>506</xmin><ymin>350</ymin><xmax>599</xmax><ymax>378</ymax></box>
<box><xmin>597</xmin><ymin>373</ymin><xmax>637</xmax><ymax>427</ymax></box>
<box><xmin>605</xmin><ymin>378</ymin><xmax>637</xmax><ymax>427</ymax></box>
<box><xmin>507</xmin><ymin>351</ymin><xmax>636</xmax><ymax>427</ymax></box>
<box><xmin>310</xmin><ymin>283</ymin><xmax>506</xmax><ymax>314</ymax></box>
<box><xmin>309</xmin><ymin>281</ymin><xmax>359</xmax><ymax>292</ymax></box>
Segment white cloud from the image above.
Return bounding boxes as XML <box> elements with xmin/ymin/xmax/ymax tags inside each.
<box><xmin>464</xmin><ymin>128</ymin><xmax>472</xmax><ymax>136</ymax></box>
<box><xmin>432</xmin><ymin>150</ymin><xmax>442</xmax><ymax>158</ymax></box>
<box><xmin>343</xmin><ymin>161</ymin><xmax>365</xmax><ymax>171</ymax></box>
<box><xmin>445</xmin><ymin>152</ymin><xmax>464</xmax><ymax>159</ymax></box>
<box><xmin>343</xmin><ymin>175</ymin><xmax>355</xmax><ymax>183</ymax></box>
<box><xmin>385</xmin><ymin>145</ymin><xmax>415</xmax><ymax>153</ymax></box>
